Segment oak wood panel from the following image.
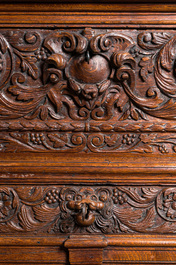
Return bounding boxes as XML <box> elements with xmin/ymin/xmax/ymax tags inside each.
<box><xmin>0</xmin><ymin>1</ymin><xmax>176</xmax><ymax>264</ymax></box>
<box><xmin>0</xmin><ymin>247</ymin><xmax>67</xmax><ymax>264</ymax></box>
<box><xmin>104</xmin><ymin>247</ymin><xmax>176</xmax><ymax>264</ymax></box>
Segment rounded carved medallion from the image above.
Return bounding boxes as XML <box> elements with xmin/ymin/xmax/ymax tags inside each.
<box><xmin>156</xmin><ymin>188</ymin><xmax>176</xmax><ymax>221</ymax></box>
<box><xmin>67</xmin><ymin>54</ymin><xmax>110</xmax><ymax>84</ymax></box>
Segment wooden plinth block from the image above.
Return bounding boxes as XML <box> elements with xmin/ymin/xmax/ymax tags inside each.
<box><xmin>65</xmin><ymin>236</ymin><xmax>108</xmax><ymax>265</ymax></box>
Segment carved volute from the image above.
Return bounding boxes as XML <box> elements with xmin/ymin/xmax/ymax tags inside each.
<box><xmin>0</xmin><ymin>28</ymin><xmax>175</xmax><ymax>153</ymax></box>
<box><xmin>1</xmin><ymin>2</ymin><xmax>176</xmax><ymax>265</ymax></box>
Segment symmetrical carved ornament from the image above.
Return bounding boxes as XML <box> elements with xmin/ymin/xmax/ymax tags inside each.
<box><xmin>0</xmin><ymin>28</ymin><xmax>176</xmax><ymax>152</ymax></box>
<box><xmin>1</xmin><ymin>185</ymin><xmax>176</xmax><ymax>234</ymax></box>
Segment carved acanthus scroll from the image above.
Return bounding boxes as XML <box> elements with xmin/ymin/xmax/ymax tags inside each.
<box><xmin>0</xmin><ymin>29</ymin><xmax>176</xmax><ymax>152</ymax></box>
<box><xmin>1</xmin><ymin>185</ymin><xmax>176</xmax><ymax>234</ymax></box>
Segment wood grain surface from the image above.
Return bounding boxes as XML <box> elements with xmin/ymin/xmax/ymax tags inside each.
<box><xmin>0</xmin><ymin>1</ymin><xmax>176</xmax><ymax>264</ymax></box>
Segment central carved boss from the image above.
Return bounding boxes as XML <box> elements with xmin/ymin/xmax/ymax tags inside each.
<box><xmin>41</xmin><ymin>28</ymin><xmax>135</xmax><ymax>120</ymax></box>
<box><xmin>1</xmin><ymin>28</ymin><xmax>176</xmax><ymax>124</ymax></box>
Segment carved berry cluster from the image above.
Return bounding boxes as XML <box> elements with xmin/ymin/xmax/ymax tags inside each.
<box><xmin>34</xmin><ymin>47</ymin><xmax>49</xmax><ymax>61</ymax></box>
<box><xmin>112</xmin><ymin>188</ymin><xmax>128</xmax><ymax>204</ymax></box>
<box><xmin>158</xmin><ymin>144</ymin><xmax>169</xmax><ymax>154</ymax></box>
<box><xmin>45</xmin><ymin>189</ymin><xmax>59</xmax><ymax>204</ymax></box>
<box><xmin>122</xmin><ymin>134</ymin><xmax>136</xmax><ymax>145</ymax></box>
<box><xmin>30</xmin><ymin>133</ymin><xmax>45</xmax><ymax>145</ymax></box>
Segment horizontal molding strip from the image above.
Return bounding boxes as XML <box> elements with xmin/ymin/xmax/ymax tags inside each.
<box><xmin>0</xmin><ymin>153</ymin><xmax>176</xmax><ymax>173</ymax></box>
<box><xmin>0</xmin><ymin>12</ymin><xmax>176</xmax><ymax>27</ymax></box>
<box><xmin>0</xmin><ymin>4</ymin><xmax>176</xmax><ymax>12</ymax></box>
<box><xmin>1</xmin><ymin>235</ymin><xmax>176</xmax><ymax>247</ymax></box>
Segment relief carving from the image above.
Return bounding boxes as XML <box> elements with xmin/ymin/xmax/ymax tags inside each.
<box><xmin>0</xmin><ymin>29</ymin><xmax>175</xmax><ymax>152</ymax></box>
<box><xmin>1</xmin><ymin>185</ymin><xmax>176</xmax><ymax>234</ymax></box>
<box><xmin>0</xmin><ymin>132</ymin><xmax>176</xmax><ymax>153</ymax></box>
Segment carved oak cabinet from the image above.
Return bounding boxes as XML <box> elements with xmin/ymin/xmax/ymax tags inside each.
<box><xmin>1</xmin><ymin>0</ymin><xmax>176</xmax><ymax>264</ymax></box>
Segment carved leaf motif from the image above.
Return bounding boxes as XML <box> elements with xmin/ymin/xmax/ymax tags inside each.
<box><xmin>47</xmin><ymin>133</ymin><xmax>68</xmax><ymax>148</ymax></box>
<box><xmin>15</xmin><ymin>187</ymin><xmax>44</xmax><ymax>203</ymax></box>
<box><xmin>90</xmin><ymin>33</ymin><xmax>133</xmax><ymax>54</ymax></box>
<box><xmin>119</xmin><ymin>109</ymin><xmax>130</xmax><ymax>121</ymax></box>
<box><xmin>9</xmin><ymin>32</ymin><xmax>41</xmax><ymax>52</ymax></box>
<box><xmin>152</xmin><ymin>33</ymin><xmax>171</xmax><ymax>45</ymax></box>
<box><xmin>69</xmin><ymin>78</ymin><xmax>81</xmax><ymax>93</ymax></box>
<box><xmin>139</xmin><ymin>57</ymin><xmax>154</xmax><ymax>82</ymax></box>
<box><xmin>98</xmin><ymin>80</ymin><xmax>111</xmax><ymax>94</ymax></box>
<box><xmin>47</xmin><ymin>88</ymin><xmax>62</xmax><ymax>114</ymax></box>
<box><xmin>140</xmin><ymin>133</ymin><xmax>157</xmax><ymax>143</ymax></box>
<box><xmin>10</xmin><ymin>132</ymin><xmax>29</xmax><ymax>145</ymax></box>
<box><xmin>141</xmin><ymin>187</ymin><xmax>160</xmax><ymax>199</ymax></box>
<box><xmin>8</xmin><ymin>73</ymin><xmax>48</xmax><ymax>108</ymax></box>
<box><xmin>118</xmin><ymin>187</ymin><xmax>155</xmax><ymax>205</ymax></box>
<box><xmin>118</xmin><ymin>222</ymin><xmax>131</xmax><ymax>233</ymax></box>
<box><xmin>14</xmin><ymin>49</ymin><xmax>39</xmax><ymax>80</ymax></box>
<box><xmin>131</xmin><ymin>108</ymin><xmax>139</xmax><ymax>120</ymax></box>
<box><xmin>155</xmin><ymin>35</ymin><xmax>176</xmax><ymax>97</ymax></box>
<box><xmin>132</xmin><ymin>143</ymin><xmax>153</xmax><ymax>153</ymax></box>
<box><xmin>138</xmin><ymin>32</ymin><xmax>171</xmax><ymax>50</ymax></box>
<box><xmin>104</xmin><ymin>134</ymin><xmax>119</xmax><ymax>147</ymax></box>
<box><xmin>113</xmin><ymin>206</ymin><xmax>144</xmax><ymax>223</ymax></box>
<box><xmin>33</xmin><ymin>204</ymin><xmax>60</xmax><ymax>222</ymax></box>
<box><xmin>113</xmin><ymin>206</ymin><xmax>155</xmax><ymax>232</ymax></box>
<box><xmin>20</xmin><ymin>57</ymin><xmax>38</xmax><ymax>80</ymax></box>
<box><xmin>19</xmin><ymin>205</ymin><xmax>42</xmax><ymax>231</ymax></box>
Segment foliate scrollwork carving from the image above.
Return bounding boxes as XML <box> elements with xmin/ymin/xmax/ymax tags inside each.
<box><xmin>2</xmin><ymin>185</ymin><xmax>176</xmax><ymax>234</ymax></box>
<box><xmin>0</xmin><ymin>28</ymin><xmax>170</xmax><ymax>122</ymax></box>
<box><xmin>1</xmin><ymin>28</ymin><xmax>176</xmax><ymax>152</ymax></box>
<box><xmin>1</xmin><ymin>131</ymin><xmax>176</xmax><ymax>153</ymax></box>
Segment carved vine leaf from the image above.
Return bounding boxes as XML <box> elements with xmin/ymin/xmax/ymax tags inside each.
<box><xmin>13</xmin><ymin>49</ymin><xmax>39</xmax><ymax>80</ymax></box>
<box><xmin>47</xmin><ymin>133</ymin><xmax>68</xmax><ymax>148</ymax></box>
<box><xmin>104</xmin><ymin>134</ymin><xmax>119</xmax><ymax>147</ymax></box>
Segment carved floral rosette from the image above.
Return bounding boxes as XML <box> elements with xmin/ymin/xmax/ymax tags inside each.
<box><xmin>0</xmin><ymin>28</ymin><xmax>175</xmax><ymax>152</ymax></box>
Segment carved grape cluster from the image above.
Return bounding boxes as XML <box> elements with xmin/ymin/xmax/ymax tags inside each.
<box><xmin>30</xmin><ymin>133</ymin><xmax>45</xmax><ymax>145</ymax></box>
<box><xmin>34</xmin><ymin>47</ymin><xmax>49</xmax><ymax>61</ymax></box>
<box><xmin>45</xmin><ymin>189</ymin><xmax>60</xmax><ymax>204</ymax></box>
<box><xmin>158</xmin><ymin>144</ymin><xmax>169</xmax><ymax>154</ymax></box>
<box><xmin>122</xmin><ymin>134</ymin><xmax>136</xmax><ymax>145</ymax></box>
<box><xmin>112</xmin><ymin>188</ymin><xmax>128</xmax><ymax>205</ymax></box>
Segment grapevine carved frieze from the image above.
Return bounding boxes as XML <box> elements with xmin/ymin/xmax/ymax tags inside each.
<box><xmin>1</xmin><ymin>185</ymin><xmax>176</xmax><ymax>234</ymax></box>
<box><xmin>1</xmin><ymin>131</ymin><xmax>176</xmax><ymax>153</ymax></box>
<box><xmin>0</xmin><ymin>29</ymin><xmax>176</xmax><ymax>152</ymax></box>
